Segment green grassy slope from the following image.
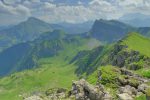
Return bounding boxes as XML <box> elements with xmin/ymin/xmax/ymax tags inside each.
<box><xmin>0</xmin><ymin>32</ymin><xmax>149</xmax><ymax>100</ymax></box>
<box><xmin>72</xmin><ymin>32</ymin><xmax>150</xmax><ymax>77</ymax></box>
<box><xmin>101</xmin><ymin>33</ymin><xmax>150</xmax><ymax>68</ymax></box>
<box><xmin>87</xmin><ymin>65</ymin><xmax>120</xmax><ymax>97</ymax></box>
<box><xmin>122</xmin><ymin>32</ymin><xmax>150</xmax><ymax>57</ymax></box>
<box><xmin>0</xmin><ymin>34</ymin><xmax>100</xmax><ymax>100</ymax></box>
<box><xmin>121</xmin><ymin>33</ymin><xmax>150</xmax><ymax>77</ymax></box>
<box><xmin>0</xmin><ymin>59</ymin><xmax>77</xmax><ymax>100</ymax></box>
<box><xmin>86</xmin><ymin>33</ymin><xmax>150</xmax><ymax>92</ymax></box>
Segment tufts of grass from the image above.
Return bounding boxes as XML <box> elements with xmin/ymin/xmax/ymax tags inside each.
<box><xmin>135</xmin><ymin>94</ymin><xmax>146</xmax><ymax>100</ymax></box>
<box><xmin>122</xmin><ymin>32</ymin><xmax>150</xmax><ymax>57</ymax></box>
<box><xmin>136</xmin><ymin>68</ymin><xmax>150</xmax><ymax>78</ymax></box>
<box><xmin>87</xmin><ymin>65</ymin><xmax>121</xmax><ymax>98</ymax></box>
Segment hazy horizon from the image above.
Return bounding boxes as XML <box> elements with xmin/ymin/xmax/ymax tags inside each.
<box><xmin>1</xmin><ymin>0</ymin><xmax>150</xmax><ymax>26</ymax></box>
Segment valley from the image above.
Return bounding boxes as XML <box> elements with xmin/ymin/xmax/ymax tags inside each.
<box><xmin>0</xmin><ymin>17</ymin><xmax>150</xmax><ymax>100</ymax></box>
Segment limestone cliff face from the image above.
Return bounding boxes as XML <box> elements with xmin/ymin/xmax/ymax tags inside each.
<box><xmin>69</xmin><ymin>79</ymin><xmax>112</xmax><ymax>100</ymax></box>
<box><xmin>70</xmin><ymin>73</ymin><xmax>150</xmax><ymax>100</ymax></box>
<box><xmin>104</xmin><ymin>43</ymin><xmax>150</xmax><ymax>70</ymax></box>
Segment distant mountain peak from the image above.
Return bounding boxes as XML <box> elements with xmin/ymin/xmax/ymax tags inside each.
<box><xmin>25</xmin><ymin>17</ymin><xmax>47</xmax><ymax>24</ymax></box>
<box><xmin>94</xmin><ymin>19</ymin><xmax>128</xmax><ymax>26</ymax></box>
<box><xmin>90</xmin><ymin>19</ymin><xmax>134</xmax><ymax>42</ymax></box>
<box><xmin>27</xmin><ymin>17</ymin><xmax>41</xmax><ymax>21</ymax></box>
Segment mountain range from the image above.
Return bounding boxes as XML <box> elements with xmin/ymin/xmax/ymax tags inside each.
<box><xmin>0</xmin><ymin>17</ymin><xmax>150</xmax><ymax>100</ymax></box>
<box><xmin>1</xmin><ymin>17</ymin><xmax>150</xmax><ymax>76</ymax></box>
<box><xmin>0</xmin><ymin>17</ymin><xmax>93</xmax><ymax>52</ymax></box>
<box><xmin>1</xmin><ymin>17</ymin><xmax>150</xmax><ymax>53</ymax></box>
<box><xmin>0</xmin><ymin>29</ymin><xmax>100</xmax><ymax>76</ymax></box>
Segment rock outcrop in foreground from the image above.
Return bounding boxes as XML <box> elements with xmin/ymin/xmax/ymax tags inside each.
<box><xmin>24</xmin><ymin>68</ymin><xmax>150</xmax><ymax>100</ymax></box>
<box><xmin>69</xmin><ymin>79</ymin><xmax>112</xmax><ymax>100</ymax></box>
<box><xmin>69</xmin><ymin>68</ymin><xmax>150</xmax><ymax>100</ymax></box>
<box><xmin>117</xmin><ymin>69</ymin><xmax>150</xmax><ymax>100</ymax></box>
<box><xmin>70</xmin><ymin>78</ymin><xmax>150</xmax><ymax>100</ymax></box>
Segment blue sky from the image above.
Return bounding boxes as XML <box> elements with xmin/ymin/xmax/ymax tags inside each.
<box><xmin>0</xmin><ymin>0</ymin><xmax>150</xmax><ymax>26</ymax></box>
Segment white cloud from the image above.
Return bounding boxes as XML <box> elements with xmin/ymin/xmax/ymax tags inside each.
<box><xmin>33</xmin><ymin>3</ymin><xmax>105</xmax><ymax>23</ymax></box>
<box><xmin>89</xmin><ymin>0</ymin><xmax>111</xmax><ymax>6</ymax></box>
<box><xmin>3</xmin><ymin>0</ymin><xmax>21</xmax><ymax>5</ymax></box>
<box><xmin>117</xmin><ymin>0</ymin><xmax>143</xmax><ymax>6</ymax></box>
<box><xmin>15</xmin><ymin>5</ymin><xmax>31</xmax><ymax>15</ymax></box>
<box><xmin>0</xmin><ymin>1</ymin><xmax>30</xmax><ymax>15</ymax></box>
<box><xmin>43</xmin><ymin>2</ymin><xmax>56</xmax><ymax>8</ymax></box>
<box><xmin>113</xmin><ymin>0</ymin><xmax>150</xmax><ymax>16</ymax></box>
<box><xmin>1</xmin><ymin>0</ymin><xmax>150</xmax><ymax>26</ymax></box>
<box><xmin>0</xmin><ymin>1</ymin><xmax>30</xmax><ymax>25</ymax></box>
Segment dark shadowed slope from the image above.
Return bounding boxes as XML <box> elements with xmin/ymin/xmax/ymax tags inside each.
<box><xmin>0</xmin><ymin>30</ymin><xmax>100</xmax><ymax>76</ymax></box>
<box><xmin>89</xmin><ymin>19</ymin><xmax>135</xmax><ymax>42</ymax></box>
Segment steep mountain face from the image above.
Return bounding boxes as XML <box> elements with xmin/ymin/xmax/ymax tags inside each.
<box><xmin>0</xmin><ymin>17</ymin><xmax>62</xmax><ymax>52</ymax></box>
<box><xmin>89</xmin><ymin>19</ymin><xmax>150</xmax><ymax>43</ymax></box>
<box><xmin>89</xmin><ymin>19</ymin><xmax>135</xmax><ymax>42</ymax></box>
